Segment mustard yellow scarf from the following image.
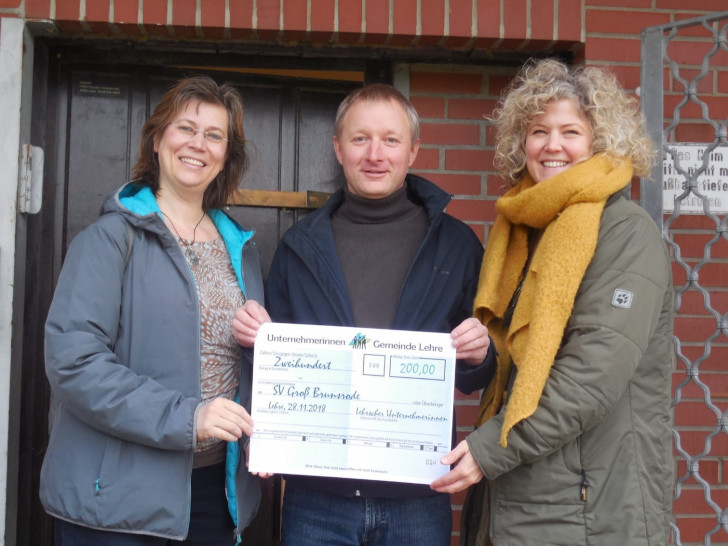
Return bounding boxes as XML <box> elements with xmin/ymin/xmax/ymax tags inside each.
<box><xmin>474</xmin><ymin>155</ymin><xmax>633</xmax><ymax>447</ymax></box>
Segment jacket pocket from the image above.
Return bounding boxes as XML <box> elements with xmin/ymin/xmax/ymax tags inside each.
<box><xmin>496</xmin><ymin>447</ymin><xmax>582</xmax><ymax>506</ymax></box>
<box><xmin>491</xmin><ymin>498</ymin><xmax>585</xmax><ymax>546</ymax></box>
<box><xmin>561</xmin><ymin>435</ymin><xmax>582</xmax><ymax>474</ymax></box>
<box><xmin>96</xmin><ymin>437</ymin><xmax>123</xmax><ymax>499</ymax></box>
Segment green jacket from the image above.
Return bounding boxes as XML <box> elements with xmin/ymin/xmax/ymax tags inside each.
<box><xmin>467</xmin><ymin>195</ymin><xmax>674</xmax><ymax>546</ymax></box>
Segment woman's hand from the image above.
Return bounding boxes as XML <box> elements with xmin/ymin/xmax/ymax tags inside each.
<box><xmin>233</xmin><ymin>300</ymin><xmax>271</xmax><ymax>347</ymax></box>
<box><xmin>430</xmin><ymin>440</ymin><xmax>484</xmax><ymax>494</ymax></box>
<box><xmin>196</xmin><ymin>398</ymin><xmax>253</xmax><ymax>443</ymax></box>
<box><xmin>451</xmin><ymin>317</ymin><xmax>490</xmax><ymax>365</ymax></box>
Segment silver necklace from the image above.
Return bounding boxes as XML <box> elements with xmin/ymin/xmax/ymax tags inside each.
<box><xmin>161</xmin><ymin>210</ymin><xmax>206</xmax><ymax>266</ymax></box>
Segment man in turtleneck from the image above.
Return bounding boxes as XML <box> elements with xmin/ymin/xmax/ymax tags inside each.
<box><xmin>233</xmin><ymin>84</ymin><xmax>495</xmax><ymax>546</ymax></box>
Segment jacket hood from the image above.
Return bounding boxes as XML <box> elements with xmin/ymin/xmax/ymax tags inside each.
<box><xmin>104</xmin><ymin>181</ymin><xmax>255</xmax><ymax>294</ymax></box>
<box><xmin>101</xmin><ymin>181</ymin><xmax>167</xmax><ymax>235</ymax></box>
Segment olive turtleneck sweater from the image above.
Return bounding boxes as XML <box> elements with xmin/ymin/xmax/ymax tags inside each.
<box><xmin>332</xmin><ymin>185</ymin><xmax>428</xmax><ymax>328</ymax></box>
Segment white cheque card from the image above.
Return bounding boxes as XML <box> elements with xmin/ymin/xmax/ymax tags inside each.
<box><xmin>249</xmin><ymin>322</ymin><xmax>456</xmax><ymax>484</ymax></box>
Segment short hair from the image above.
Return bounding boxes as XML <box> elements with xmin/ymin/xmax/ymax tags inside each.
<box><xmin>491</xmin><ymin>58</ymin><xmax>656</xmax><ymax>183</ymax></box>
<box><xmin>334</xmin><ymin>83</ymin><xmax>420</xmax><ymax>143</ymax></box>
<box><xmin>132</xmin><ymin>75</ymin><xmax>248</xmax><ymax>209</ymax></box>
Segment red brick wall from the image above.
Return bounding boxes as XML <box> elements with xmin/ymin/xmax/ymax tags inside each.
<box><xmin>410</xmin><ymin>68</ymin><xmax>504</xmax><ymax>244</ymax></box>
<box><xmin>2</xmin><ymin>1</ymin><xmax>726</xmax><ymax>544</ymax></box>
<box><xmin>406</xmin><ymin>67</ymin><xmax>508</xmax><ymax>544</ymax></box>
<box><xmin>582</xmin><ymin>5</ymin><xmax>728</xmax><ymax>545</ymax></box>
<box><xmin>15</xmin><ymin>0</ymin><xmax>585</xmax><ymax>46</ymax></box>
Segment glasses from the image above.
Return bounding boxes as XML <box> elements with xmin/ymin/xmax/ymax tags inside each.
<box><xmin>169</xmin><ymin>122</ymin><xmax>228</xmax><ymax>145</ymax></box>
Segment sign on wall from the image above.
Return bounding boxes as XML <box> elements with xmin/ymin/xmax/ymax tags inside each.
<box><xmin>663</xmin><ymin>143</ymin><xmax>728</xmax><ymax>214</ymax></box>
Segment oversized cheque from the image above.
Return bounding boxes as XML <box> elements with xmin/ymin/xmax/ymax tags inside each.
<box><xmin>248</xmin><ymin>322</ymin><xmax>456</xmax><ymax>484</ymax></box>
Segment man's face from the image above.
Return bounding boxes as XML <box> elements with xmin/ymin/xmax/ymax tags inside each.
<box><xmin>333</xmin><ymin>98</ymin><xmax>419</xmax><ymax>199</ymax></box>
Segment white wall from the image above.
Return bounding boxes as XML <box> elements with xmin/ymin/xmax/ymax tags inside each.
<box><xmin>0</xmin><ymin>17</ymin><xmax>30</xmax><ymax>546</ymax></box>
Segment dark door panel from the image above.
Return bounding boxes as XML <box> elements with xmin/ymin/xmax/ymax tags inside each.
<box><xmin>66</xmin><ymin>73</ymin><xmax>137</xmax><ymax>242</ymax></box>
<box><xmin>227</xmin><ymin>84</ymin><xmax>349</xmax><ymax>271</ymax></box>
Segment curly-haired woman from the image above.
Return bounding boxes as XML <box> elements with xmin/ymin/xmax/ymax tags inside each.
<box><xmin>432</xmin><ymin>58</ymin><xmax>674</xmax><ymax>546</ymax></box>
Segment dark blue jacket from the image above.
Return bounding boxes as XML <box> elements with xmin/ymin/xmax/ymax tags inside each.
<box><xmin>266</xmin><ymin>174</ymin><xmax>495</xmax><ymax>498</ymax></box>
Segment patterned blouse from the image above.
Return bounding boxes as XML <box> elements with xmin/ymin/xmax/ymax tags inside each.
<box><xmin>184</xmin><ymin>237</ymin><xmax>245</xmax><ymax>467</ymax></box>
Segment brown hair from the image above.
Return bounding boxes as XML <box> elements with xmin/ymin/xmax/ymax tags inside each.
<box><xmin>132</xmin><ymin>75</ymin><xmax>248</xmax><ymax>209</ymax></box>
<box><xmin>334</xmin><ymin>83</ymin><xmax>420</xmax><ymax>143</ymax></box>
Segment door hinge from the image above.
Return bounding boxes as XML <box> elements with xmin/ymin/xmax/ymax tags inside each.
<box><xmin>18</xmin><ymin>144</ymin><xmax>44</xmax><ymax>214</ymax></box>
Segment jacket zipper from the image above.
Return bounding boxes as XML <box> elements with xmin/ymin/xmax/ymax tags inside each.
<box><xmin>580</xmin><ymin>469</ymin><xmax>590</xmax><ymax>502</ymax></box>
<box><xmin>240</xmin><ymin>238</ymin><xmax>249</xmax><ymax>300</ymax></box>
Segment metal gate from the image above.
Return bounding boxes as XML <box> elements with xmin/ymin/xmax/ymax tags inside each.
<box><xmin>641</xmin><ymin>11</ymin><xmax>728</xmax><ymax>546</ymax></box>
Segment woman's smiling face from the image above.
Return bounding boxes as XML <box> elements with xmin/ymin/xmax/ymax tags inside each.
<box><xmin>154</xmin><ymin>100</ymin><xmax>228</xmax><ymax>198</ymax></box>
<box><xmin>525</xmin><ymin>99</ymin><xmax>593</xmax><ymax>184</ymax></box>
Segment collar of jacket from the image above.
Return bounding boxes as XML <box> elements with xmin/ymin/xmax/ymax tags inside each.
<box><xmin>322</xmin><ymin>173</ymin><xmax>453</xmax><ymax>225</ymax></box>
<box><xmin>109</xmin><ymin>181</ymin><xmax>255</xmax><ymax>296</ymax></box>
<box><xmin>275</xmin><ymin>173</ymin><xmax>455</xmax><ymax>327</ymax></box>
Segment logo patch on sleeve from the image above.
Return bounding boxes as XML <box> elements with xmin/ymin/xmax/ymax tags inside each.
<box><xmin>612</xmin><ymin>289</ymin><xmax>634</xmax><ymax>309</ymax></box>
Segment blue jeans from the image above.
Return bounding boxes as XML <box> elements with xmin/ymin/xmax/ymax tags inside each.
<box><xmin>54</xmin><ymin>463</ymin><xmax>233</xmax><ymax>545</ymax></box>
<box><xmin>282</xmin><ymin>485</ymin><xmax>452</xmax><ymax>546</ymax></box>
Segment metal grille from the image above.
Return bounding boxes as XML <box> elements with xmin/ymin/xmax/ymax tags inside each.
<box><xmin>641</xmin><ymin>11</ymin><xmax>728</xmax><ymax>546</ymax></box>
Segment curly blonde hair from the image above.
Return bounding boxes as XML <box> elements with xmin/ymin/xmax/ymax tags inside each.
<box><xmin>491</xmin><ymin>58</ymin><xmax>656</xmax><ymax>184</ymax></box>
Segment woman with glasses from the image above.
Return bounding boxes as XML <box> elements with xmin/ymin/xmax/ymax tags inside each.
<box><xmin>40</xmin><ymin>76</ymin><xmax>263</xmax><ymax>545</ymax></box>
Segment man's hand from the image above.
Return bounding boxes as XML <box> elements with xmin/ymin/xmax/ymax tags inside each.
<box><xmin>430</xmin><ymin>439</ymin><xmax>484</xmax><ymax>494</ymax></box>
<box><xmin>233</xmin><ymin>300</ymin><xmax>271</xmax><ymax>347</ymax></box>
<box><xmin>451</xmin><ymin>317</ymin><xmax>490</xmax><ymax>365</ymax></box>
